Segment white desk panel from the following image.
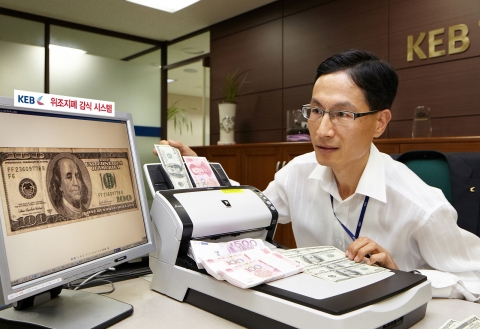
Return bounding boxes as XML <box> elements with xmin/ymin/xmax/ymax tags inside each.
<box><xmin>85</xmin><ymin>277</ymin><xmax>480</xmax><ymax>329</ymax></box>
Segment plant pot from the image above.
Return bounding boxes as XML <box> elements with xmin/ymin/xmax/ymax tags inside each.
<box><xmin>218</xmin><ymin>102</ymin><xmax>236</xmax><ymax>145</ymax></box>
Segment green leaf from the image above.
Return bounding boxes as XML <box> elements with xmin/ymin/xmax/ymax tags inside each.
<box><xmin>167</xmin><ymin>99</ymin><xmax>197</xmax><ymax>134</ymax></box>
<box><xmin>224</xmin><ymin>69</ymin><xmax>249</xmax><ymax>103</ymax></box>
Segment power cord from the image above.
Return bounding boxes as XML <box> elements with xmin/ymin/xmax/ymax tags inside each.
<box><xmin>67</xmin><ymin>267</ymin><xmax>116</xmax><ymax>294</ymax></box>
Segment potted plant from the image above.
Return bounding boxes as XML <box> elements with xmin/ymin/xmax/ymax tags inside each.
<box><xmin>224</xmin><ymin>69</ymin><xmax>248</xmax><ymax>103</ymax></box>
<box><xmin>218</xmin><ymin>69</ymin><xmax>248</xmax><ymax>145</ymax></box>
<box><xmin>167</xmin><ymin>99</ymin><xmax>196</xmax><ymax>135</ymax></box>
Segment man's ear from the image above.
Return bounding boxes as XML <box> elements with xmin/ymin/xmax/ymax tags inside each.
<box><xmin>373</xmin><ymin>109</ymin><xmax>391</xmax><ymax>138</ymax></box>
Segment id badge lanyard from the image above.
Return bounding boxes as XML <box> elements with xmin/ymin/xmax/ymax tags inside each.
<box><xmin>330</xmin><ymin>194</ymin><xmax>370</xmax><ymax>241</ymax></box>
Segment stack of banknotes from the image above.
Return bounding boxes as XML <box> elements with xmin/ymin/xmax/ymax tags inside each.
<box><xmin>188</xmin><ymin>238</ymin><xmax>267</xmax><ymax>269</ymax></box>
<box><xmin>438</xmin><ymin>315</ymin><xmax>480</xmax><ymax>329</ymax></box>
<box><xmin>277</xmin><ymin>246</ymin><xmax>390</xmax><ymax>283</ymax></box>
<box><xmin>188</xmin><ymin>240</ymin><xmax>391</xmax><ymax>288</ymax></box>
<box><xmin>154</xmin><ymin>144</ymin><xmax>224</xmax><ymax>189</ymax></box>
<box><xmin>206</xmin><ymin>248</ymin><xmax>304</xmax><ymax>289</ymax></box>
<box><xmin>188</xmin><ymin>238</ymin><xmax>304</xmax><ymax>288</ymax></box>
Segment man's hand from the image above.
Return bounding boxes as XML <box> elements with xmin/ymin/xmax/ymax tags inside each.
<box><xmin>153</xmin><ymin>140</ymin><xmax>198</xmax><ymax>157</ymax></box>
<box><xmin>345</xmin><ymin>237</ymin><xmax>399</xmax><ymax>270</ymax></box>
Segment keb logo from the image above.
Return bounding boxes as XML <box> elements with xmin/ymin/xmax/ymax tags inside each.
<box><xmin>17</xmin><ymin>95</ymin><xmax>44</xmax><ymax>105</ymax></box>
<box><xmin>407</xmin><ymin>24</ymin><xmax>470</xmax><ymax>62</ymax></box>
<box><xmin>17</xmin><ymin>95</ymin><xmax>35</xmax><ymax>104</ymax></box>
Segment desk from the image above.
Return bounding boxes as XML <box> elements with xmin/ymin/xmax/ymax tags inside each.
<box><xmin>86</xmin><ymin>277</ymin><xmax>480</xmax><ymax>329</ymax></box>
<box><xmin>87</xmin><ymin>277</ymin><xmax>243</xmax><ymax>329</ymax></box>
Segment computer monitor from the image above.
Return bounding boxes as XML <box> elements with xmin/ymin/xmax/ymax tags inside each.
<box><xmin>0</xmin><ymin>97</ymin><xmax>156</xmax><ymax>328</ymax></box>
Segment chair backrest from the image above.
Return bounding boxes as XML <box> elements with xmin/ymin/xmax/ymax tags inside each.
<box><xmin>395</xmin><ymin>151</ymin><xmax>452</xmax><ymax>203</ymax></box>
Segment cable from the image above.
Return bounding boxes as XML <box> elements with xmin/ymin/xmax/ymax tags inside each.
<box><xmin>67</xmin><ymin>267</ymin><xmax>116</xmax><ymax>294</ymax></box>
<box><xmin>73</xmin><ymin>268</ymin><xmax>114</xmax><ymax>290</ymax></box>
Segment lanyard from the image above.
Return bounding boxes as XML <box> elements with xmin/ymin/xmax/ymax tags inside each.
<box><xmin>330</xmin><ymin>194</ymin><xmax>370</xmax><ymax>241</ymax></box>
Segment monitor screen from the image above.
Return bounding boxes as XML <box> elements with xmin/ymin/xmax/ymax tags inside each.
<box><xmin>0</xmin><ymin>97</ymin><xmax>155</xmax><ymax>314</ymax></box>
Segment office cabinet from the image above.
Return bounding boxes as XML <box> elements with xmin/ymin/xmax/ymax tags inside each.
<box><xmin>192</xmin><ymin>143</ymin><xmax>313</xmax><ymax>191</ymax></box>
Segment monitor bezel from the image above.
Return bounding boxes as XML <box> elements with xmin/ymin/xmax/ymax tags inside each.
<box><xmin>0</xmin><ymin>96</ymin><xmax>156</xmax><ymax>306</ymax></box>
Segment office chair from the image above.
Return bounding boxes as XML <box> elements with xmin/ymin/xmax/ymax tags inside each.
<box><xmin>395</xmin><ymin>150</ymin><xmax>452</xmax><ymax>203</ymax></box>
<box><xmin>394</xmin><ymin>150</ymin><xmax>480</xmax><ymax>237</ymax></box>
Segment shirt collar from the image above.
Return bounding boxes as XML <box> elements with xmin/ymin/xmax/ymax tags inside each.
<box><xmin>308</xmin><ymin>143</ymin><xmax>387</xmax><ymax>203</ymax></box>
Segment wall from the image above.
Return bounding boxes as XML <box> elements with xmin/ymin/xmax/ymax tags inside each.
<box><xmin>209</xmin><ymin>0</ymin><xmax>480</xmax><ymax>143</ymax></box>
<box><xmin>0</xmin><ymin>40</ymin><xmax>44</xmax><ymax>96</ymax></box>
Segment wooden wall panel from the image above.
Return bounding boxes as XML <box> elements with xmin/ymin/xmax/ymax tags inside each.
<box><xmin>283</xmin><ymin>0</ymin><xmax>389</xmax><ymax>88</ymax></box>
<box><xmin>399</xmin><ymin>142</ymin><xmax>480</xmax><ymax>153</ymax></box>
<box><xmin>283</xmin><ymin>0</ymin><xmax>332</xmax><ymax>17</ymax></box>
<box><xmin>211</xmin><ymin>90</ymin><xmax>283</xmax><ymax>144</ymax></box>
<box><xmin>389</xmin><ymin>115</ymin><xmax>480</xmax><ymax>138</ymax></box>
<box><xmin>210</xmin><ymin>2</ymin><xmax>282</xmax><ymax>40</ymax></box>
<box><xmin>392</xmin><ymin>56</ymin><xmax>480</xmax><ymax>120</ymax></box>
<box><xmin>389</xmin><ymin>0</ymin><xmax>480</xmax><ymax>69</ymax></box>
<box><xmin>208</xmin><ymin>0</ymin><xmax>480</xmax><ymax>144</ymax></box>
<box><xmin>434</xmin><ymin>115</ymin><xmax>480</xmax><ymax>137</ymax></box>
<box><xmin>210</xmin><ymin>19</ymin><xmax>282</xmax><ymax>101</ymax></box>
<box><xmin>211</xmin><ymin>129</ymin><xmax>284</xmax><ymax>145</ymax></box>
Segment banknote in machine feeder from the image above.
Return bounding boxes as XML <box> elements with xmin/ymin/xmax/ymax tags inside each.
<box><xmin>154</xmin><ymin>144</ymin><xmax>192</xmax><ymax>189</ymax></box>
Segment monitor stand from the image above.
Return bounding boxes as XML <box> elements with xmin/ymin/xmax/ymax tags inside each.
<box><xmin>0</xmin><ymin>288</ymin><xmax>133</xmax><ymax>329</ymax></box>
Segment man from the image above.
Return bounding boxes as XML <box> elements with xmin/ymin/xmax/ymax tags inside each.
<box><xmin>49</xmin><ymin>156</ymin><xmax>89</xmax><ymax>220</ymax></box>
<box><xmin>157</xmin><ymin>50</ymin><xmax>480</xmax><ymax>300</ymax></box>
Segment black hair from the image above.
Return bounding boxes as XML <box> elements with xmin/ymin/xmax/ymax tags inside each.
<box><xmin>314</xmin><ymin>49</ymin><xmax>399</xmax><ymax>112</ymax></box>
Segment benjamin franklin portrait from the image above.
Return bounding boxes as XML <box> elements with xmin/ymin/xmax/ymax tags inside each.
<box><xmin>47</xmin><ymin>153</ymin><xmax>92</xmax><ymax>220</ymax></box>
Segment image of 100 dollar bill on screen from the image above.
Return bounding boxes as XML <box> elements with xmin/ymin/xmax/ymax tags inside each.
<box><xmin>0</xmin><ymin>148</ymin><xmax>140</xmax><ymax>235</ymax></box>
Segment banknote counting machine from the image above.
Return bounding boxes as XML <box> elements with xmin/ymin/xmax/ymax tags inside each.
<box><xmin>147</xmin><ymin>182</ymin><xmax>432</xmax><ymax>329</ymax></box>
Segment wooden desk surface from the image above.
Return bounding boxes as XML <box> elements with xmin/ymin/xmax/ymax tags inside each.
<box><xmin>85</xmin><ymin>277</ymin><xmax>480</xmax><ymax>329</ymax></box>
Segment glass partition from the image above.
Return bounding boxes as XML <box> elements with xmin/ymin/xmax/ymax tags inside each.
<box><xmin>0</xmin><ymin>14</ymin><xmax>44</xmax><ymax>97</ymax></box>
<box><xmin>167</xmin><ymin>31</ymin><xmax>210</xmax><ymax>146</ymax></box>
<box><xmin>50</xmin><ymin>25</ymin><xmax>160</xmax><ymax>124</ymax></box>
<box><xmin>50</xmin><ymin>25</ymin><xmax>161</xmax><ymax>206</ymax></box>
<box><xmin>167</xmin><ymin>60</ymin><xmax>209</xmax><ymax>146</ymax></box>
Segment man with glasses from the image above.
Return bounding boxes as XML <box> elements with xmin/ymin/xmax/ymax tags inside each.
<box><xmin>157</xmin><ymin>49</ymin><xmax>480</xmax><ymax>300</ymax></box>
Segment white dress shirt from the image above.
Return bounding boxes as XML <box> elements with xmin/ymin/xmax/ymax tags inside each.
<box><xmin>264</xmin><ymin>144</ymin><xmax>480</xmax><ymax>300</ymax></box>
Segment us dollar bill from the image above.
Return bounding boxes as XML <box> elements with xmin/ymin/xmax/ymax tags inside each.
<box><xmin>278</xmin><ymin>246</ymin><xmax>389</xmax><ymax>282</ymax></box>
<box><xmin>277</xmin><ymin>246</ymin><xmax>344</xmax><ymax>270</ymax></box>
<box><xmin>450</xmin><ymin>315</ymin><xmax>480</xmax><ymax>329</ymax></box>
<box><xmin>0</xmin><ymin>148</ymin><xmax>139</xmax><ymax>235</ymax></box>
<box><xmin>438</xmin><ymin>319</ymin><xmax>459</xmax><ymax>329</ymax></box>
<box><xmin>154</xmin><ymin>144</ymin><xmax>192</xmax><ymax>189</ymax></box>
<box><xmin>306</xmin><ymin>258</ymin><xmax>389</xmax><ymax>282</ymax></box>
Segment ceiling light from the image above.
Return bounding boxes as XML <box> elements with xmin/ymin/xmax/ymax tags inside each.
<box><xmin>126</xmin><ymin>0</ymin><xmax>200</xmax><ymax>13</ymax></box>
<box><xmin>49</xmin><ymin>44</ymin><xmax>86</xmax><ymax>54</ymax></box>
<box><xmin>183</xmin><ymin>68</ymin><xmax>198</xmax><ymax>73</ymax></box>
<box><xmin>181</xmin><ymin>47</ymin><xmax>205</xmax><ymax>55</ymax></box>
<box><xmin>167</xmin><ymin>79</ymin><xmax>175</xmax><ymax>83</ymax></box>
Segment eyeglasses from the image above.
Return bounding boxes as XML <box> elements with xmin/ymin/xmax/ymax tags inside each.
<box><xmin>301</xmin><ymin>104</ymin><xmax>379</xmax><ymax>125</ymax></box>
